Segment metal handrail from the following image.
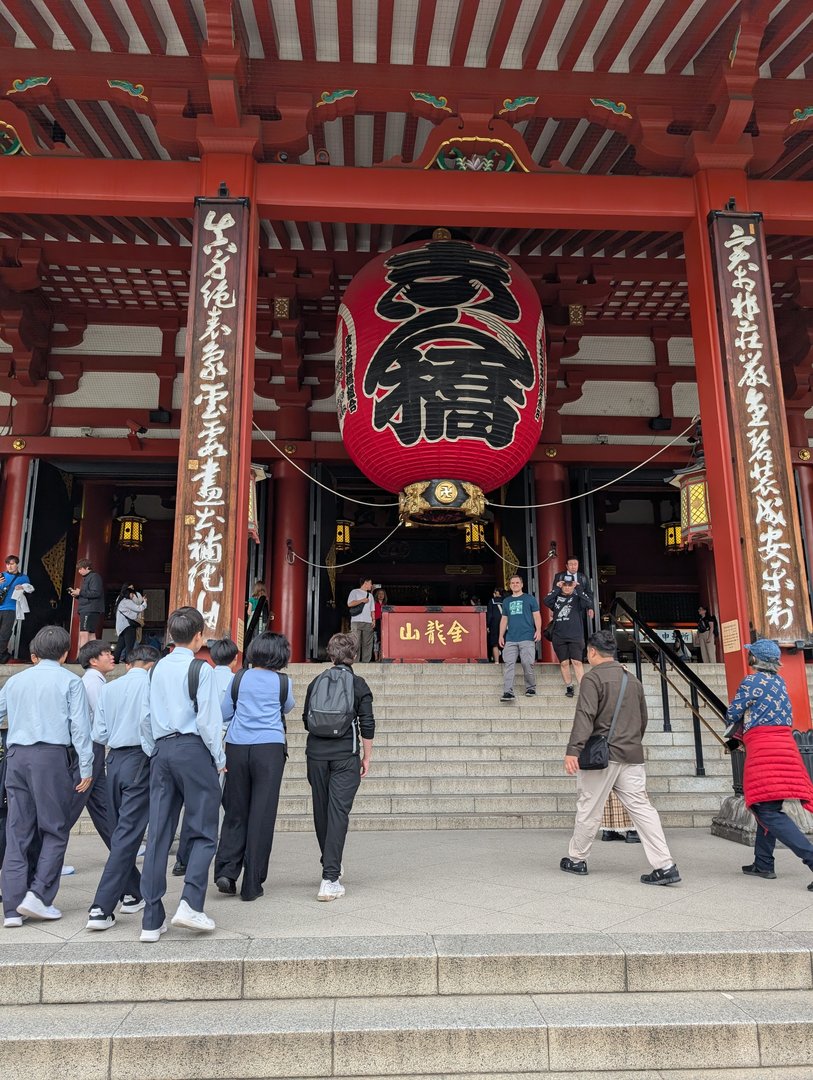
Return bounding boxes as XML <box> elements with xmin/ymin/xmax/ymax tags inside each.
<box><xmin>608</xmin><ymin>596</ymin><xmax>729</xmax><ymax>777</ymax></box>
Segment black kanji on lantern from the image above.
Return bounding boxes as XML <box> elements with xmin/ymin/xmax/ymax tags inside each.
<box><xmin>363</xmin><ymin>241</ymin><xmax>535</xmax><ymax>448</ymax></box>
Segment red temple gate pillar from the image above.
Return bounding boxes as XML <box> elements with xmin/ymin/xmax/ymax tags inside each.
<box><xmin>0</xmin><ymin>454</ymin><xmax>32</xmax><ymax>561</ymax></box>
<box><xmin>270</xmin><ymin>457</ymin><xmax>309</xmax><ymax>661</ymax></box>
<box><xmin>534</xmin><ymin>461</ymin><xmax>570</xmax><ymax>662</ymax></box>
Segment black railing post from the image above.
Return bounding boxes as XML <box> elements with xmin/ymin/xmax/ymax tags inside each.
<box><xmin>658</xmin><ymin>650</ymin><xmax>672</xmax><ymax>732</ymax></box>
<box><xmin>730</xmin><ymin>748</ymin><xmax>745</xmax><ymax>795</ymax></box>
<box><xmin>690</xmin><ymin>684</ymin><xmax>706</xmax><ymax>776</ymax></box>
<box><xmin>632</xmin><ymin>622</ymin><xmax>642</xmax><ymax>681</ymax></box>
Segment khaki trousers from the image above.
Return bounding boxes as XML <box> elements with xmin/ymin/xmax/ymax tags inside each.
<box><xmin>697</xmin><ymin>629</ymin><xmax>716</xmax><ymax>664</ymax></box>
<box><xmin>568</xmin><ymin>761</ymin><xmax>673</xmax><ymax>871</ymax></box>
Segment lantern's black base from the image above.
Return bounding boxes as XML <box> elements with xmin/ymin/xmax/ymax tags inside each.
<box><xmin>399</xmin><ymin>479</ymin><xmax>485</xmax><ymax>525</ymax></box>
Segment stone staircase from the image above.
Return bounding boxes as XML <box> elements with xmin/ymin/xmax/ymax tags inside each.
<box><xmin>3</xmin><ymin>930</ymin><xmax>813</xmax><ymax>1077</ymax></box>
<box><xmin>273</xmin><ymin>661</ymin><xmax>733</xmax><ymax>831</ymax></box>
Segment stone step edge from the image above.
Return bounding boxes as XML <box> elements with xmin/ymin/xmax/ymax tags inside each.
<box><xmin>0</xmin><ymin>990</ymin><xmax>811</xmax><ymax>1078</ymax></box>
<box><xmin>4</xmin><ymin>931</ymin><xmax>812</xmax><ymax>1006</ymax></box>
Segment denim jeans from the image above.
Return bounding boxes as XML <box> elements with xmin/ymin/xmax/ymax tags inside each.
<box><xmin>751</xmin><ymin>800</ymin><xmax>813</xmax><ymax>873</ymax></box>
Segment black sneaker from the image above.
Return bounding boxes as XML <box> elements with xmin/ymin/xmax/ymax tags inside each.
<box><xmin>601</xmin><ymin>830</ymin><xmax>625</xmax><ymax>842</ymax></box>
<box><xmin>525</xmin><ymin>687</ymin><xmax>536</xmax><ymax>697</ymax></box>
<box><xmin>565</xmin><ymin>685</ymin><xmax>575</xmax><ymax>698</ymax></box>
<box><xmin>641</xmin><ymin>864</ymin><xmax>681</xmax><ymax>886</ymax></box>
<box><xmin>86</xmin><ymin>907</ymin><xmax>115</xmax><ymax>931</ymax></box>
<box><xmin>625</xmin><ymin>831</ymin><xmax>641</xmax><ymax>844</ymax></box>
<box><xmin>171</xmin><ymin>861</ymin><xmax>186</xmax><ymax>878</ymax></box>
<box><xmin>500</xmin><ymin>691</ymin><xmax>515</xmax><ymax>703</ymax></box>
<box><xmin>216</xmin><ymin>876</ymin><xmax>237</xmax><ymax>895</ymax></box>
<box><xmin>560</xmin><ymin>857</ymin><xmax>588</xmax><ymax>875</ymax></box>
<box><xmin>742</xmin><ymin>863</ymin><xmax>776</xmax><ymax>879</ymax></box>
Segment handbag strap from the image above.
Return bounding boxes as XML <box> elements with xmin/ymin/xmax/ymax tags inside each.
<box><xmin>606</xmin><ymin>671</ymin><xmax>629</xmax><ymax>746</ymax></box>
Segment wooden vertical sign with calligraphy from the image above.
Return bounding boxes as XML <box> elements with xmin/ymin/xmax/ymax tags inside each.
<box><xmin>709</xmin><ymin>210</ymin><xmax>813</xmax><ymax>645</ymax></box>
<box><xmin>170</xmin><ymin>197</ymin><xmax>250</xmax><ymax>637</ymax></box>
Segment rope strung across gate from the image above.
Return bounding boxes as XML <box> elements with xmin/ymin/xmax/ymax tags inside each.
<box><xmin>285</xmin><ymin>521</ymin><xmax>405</xmax><ymax>570</ymax></box>
<box><xmin>480</xmin><ymin>539</ymin><xmax>558</xmax><ymax>572</ymax></box>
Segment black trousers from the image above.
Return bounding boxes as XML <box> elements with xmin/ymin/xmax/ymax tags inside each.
<box><xmin>214</xmin><ymin>742</ymin><xmax>286</xmax><ymax>899</ymax></box>
<box><xmin>113</xmin><ymin>624</ymin><xmax>137</xmax><ymax>664</ymax></box>
<box><xmin>2</xmin><ymin>743</ymin><xmax>74</xmax><ymax>915</ymax></box>
<box><xmin>67</xmin><ymin>741</ymin><xmax>112</xmax><ymax>847</ymax></box>
<box><xmin>91</xmin><ymin>747</ymin><xmax>149</xmax><ymax>915</ymax></box>
<box><xmin>140</xmin><ymin>734</ymin><xmax>221</xmax><ymax>931</ymax></box>
<box><xmin>0</xmin><ymin>609</ymin><xmax>15</xmax><ymax>663</ymax></box>
<box><xmin>306</xmin><ymin>754</ymin><xmax>361</xmax><ymax>882</ymax></box>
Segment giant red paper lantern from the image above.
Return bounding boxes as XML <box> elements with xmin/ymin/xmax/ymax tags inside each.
<box><xmin>336</xmin><ymin>236</ymin><xmax>545</xmax><ymax>519</ymax></box>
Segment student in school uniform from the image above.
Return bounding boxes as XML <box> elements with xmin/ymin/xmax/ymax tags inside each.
<box><xmin>0</xmin><ymin>626</ymin><xmax>93</xmax><ymax>925</ymax></box>
<box><xmin>171</xmin><ymin>636</ymin><xmax>237</xmax><ymax>879</ymax></box>
<box><xmin>139</xmin><ymin>607</ymin><xmax>225</xmax><ymax>942</ymax></box>
<box><xmin>85</xmin><ymin>644</ymin><xmax>160</xmax><ymax>931</ymax></box>
<box><xmin>73</xmin><ymin>640</ymin><xmax>115</xmax><ymax>850</ymax></box>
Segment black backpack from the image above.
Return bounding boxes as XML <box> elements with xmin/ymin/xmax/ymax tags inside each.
<box><xmin>306</xmin><ymin>666</ymin><xmax>356</xmax><ymax>739</ymax></box>
<box><xmin>229</xmin><ymin>668</ymin><xmax>290</xmax><ymax>757</ymax></box>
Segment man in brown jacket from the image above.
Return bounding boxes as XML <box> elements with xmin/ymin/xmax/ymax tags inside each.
<box><xmin>560</xmin><ymin>630</ymin><xmax>681</xmax><ymax>886</ymax></box>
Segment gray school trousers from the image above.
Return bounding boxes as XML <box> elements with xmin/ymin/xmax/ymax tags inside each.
<box><xmin>2</xmin><ymin>743</ymin><xmax>74</xmax><ymax>915</ymax></box>
<box><xmin>502</xmin><ymin>639</ymin><xmax>536</xmax><ymax>692</ymax></box>
<box><xmin>140</xmin><ymin>734</ymin><xmax>221</xmax><ymax>932</ymax></box>
<box><xmin>91</xmin><ymin>746</ymin><xmax>149</xmax><ymax>915</ymax></box>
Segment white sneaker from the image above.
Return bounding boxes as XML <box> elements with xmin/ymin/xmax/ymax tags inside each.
<box><xmin>140</xmin><ymin>922</ymin><xmax>167</xmax><ymax>943</ymax></box>
<box><xmin>3</xmin><ymin>916</ymin><xmax>25</xmax><ymax>928</ymax></box>
<box><xmin>171</xmin><ymin>898</ymin><xmax>215</xmax><ymax>932</ymax></box>
<box><xmin>86</xmin><ymin>908</ymin><xmax>115</xmax><ymax>931</ymax></box>
<box><xmin>119</xmin><ymin>896</ymin><xmax>145</xmax><ymax>914</ymax></box>
<box><xmin>317</xmin><ymin>879</ymin><xmax>345</xmax><ymax>902</ymax></box>
<box><xmin>17</xmin><ymin>891</ymin><xmax>61</xmax><ymax>920</ymax></box>
<box><xmin>61</xmin><ymin>865</ymin><xmax>76</xmax><ymax>877</ymax></box>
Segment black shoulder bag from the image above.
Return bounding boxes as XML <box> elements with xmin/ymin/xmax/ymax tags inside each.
<box><xmin>578</xmin><ymin>671</ymin><xmax>629</xmax><ymax>771</ymax></box>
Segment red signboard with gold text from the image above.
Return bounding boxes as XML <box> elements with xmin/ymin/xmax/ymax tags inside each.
<box><xmin>381</xmin><ymin>605</ymin><xmax>487</xmax><ymax>662</ymax></box>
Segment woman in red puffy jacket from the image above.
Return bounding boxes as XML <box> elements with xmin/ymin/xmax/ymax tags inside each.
<box><xmin>726</xmin><ymin>639</ymin><xmax>813</xmax><ymax>888</ymax></box>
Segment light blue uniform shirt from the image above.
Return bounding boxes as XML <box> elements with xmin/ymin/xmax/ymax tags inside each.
<box><xmin>92</xmin><ymin>667</ymin><xmax>152</xmax><ymax>753</ymax></box>
<box><xmin>0</xmin><ymin>659</ymin><xmax>93</xmax><ymax>778</ymax></box>
<box><xmin>212</xmin><ymin>664</ymin><xmax>235</xmax><ymax>704</ymax></box>
<box><xmin>82</xmin><ymin>667</ymin><xmax>107</xmax><ymax>720</ymax></box>
<box><xmin>222</xmin><ymin>669</ymin><xmax>294</xmax><ymax>745</ymax></box>
<box><xmin>146</xmin><ymin>648</ymin><xmax>225</xmax><ymax>770</ymax></box>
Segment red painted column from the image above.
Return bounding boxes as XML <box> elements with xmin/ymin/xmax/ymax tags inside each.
<box><xmin>534</xmin><ymin>461</ymin><xmax>570</xmax><ymax>663</ymax></box>
<box><xmin>684</xmin><ymin>171</ymin><xmax>751</xmax><ymax>704</ymax></box>
<box><xmin>0</xmin><ymin>455</ymin><xmax>32</xmax><ymax>560</ymax></box>
<box><xmin>270</xmin><ymin>458</ymin><xmax>309</xmax><ymax>662</ymax></box>
<box><xmin>696</xmin><ymin>546</ymin><xmax>719</xmax><ymax>662</ymax></box>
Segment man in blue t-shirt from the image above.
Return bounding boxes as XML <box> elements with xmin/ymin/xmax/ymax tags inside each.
<box><xmin>0</xmin><ymin>555</ymin><xmax>31</xmax><ymax>664</ymax></box>
<box><xmin>498</xmin><ymin>574</ymin><xmax>541</xmax><ymax>702</ymax></box>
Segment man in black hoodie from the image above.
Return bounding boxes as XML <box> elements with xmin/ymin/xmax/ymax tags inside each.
<box><xmin>68</xmin><ymin>559</ymin><xmax>105</xmax><ymax>650</ymax></box>
<box><xmin>302</xmin><ymin>632</ymin><xmax>374</xmax><ymax>901</ymax></box>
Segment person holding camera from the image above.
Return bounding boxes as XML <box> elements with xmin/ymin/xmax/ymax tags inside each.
<box><xmin>347</xmin><ymin>576</ymin><xmax>376</xmax><ymax>663</ymax></box>
<box><xmin>68</xmin><ymin>559</ymin><xmax>105</xmax><ymax>650</ymax></box>
<box><xmin>543</xmin><ymin>576</ymin><xmax>592</xmax><ymax>697</ymax></box>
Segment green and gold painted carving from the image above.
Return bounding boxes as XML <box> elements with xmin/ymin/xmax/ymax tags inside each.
<box><xmin>590</xmin><ymin>98</ymin><xmax>632</xmax><ymax>119</ymax></box>
<box><xmin>107</xmin><ymin>80</ymin><xmax>149</xmax><ymax>102</ymax></box>
<box><xmin>791</xmin><ymin>106</ymin><xmax>813</xmax><ymax>124</ymax></box>
<box><xmin>7</xmin><ymin>76</ymin><xmax>51</xmax><ymax>95</ymax></box>
<box><xmin>410</xmin><ymin>91</ymin><xmax>451</xmax><ymax>112</ymax></box>
<box><xmin>498</xmin><ymin>96</ymin><xmax>538</xmax><ymax>115</ymax></box>
<box><xmin>316</xmin><ymin>89</ymin><xmax>358</xmax><ymax>107</ymax></box>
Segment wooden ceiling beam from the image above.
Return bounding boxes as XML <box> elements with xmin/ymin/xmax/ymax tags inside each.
<box><xmin>48</xmin><ymin>0</ymin><xmax>93</xmax><ymax>50</ymax></box>
<box><xmin>450</xmin><ymin>0</ymin><xmax>479</xmax><ymax>67</ymax></box>
<box><xmin>485</xmin><ymin>0</ymin><xmax>524</xmax><ymax>68</ymax></box>
<box><xmin>3</xmin><ymin>0</ymin><xmax>52</xmax><ymax>48</ymax></box>
<box><xmin>628</xmin><ymin>3</ymin><xmax>687</xmax><ymax>73</ymax></box>
<box><xmin>759</xmin><ymin>1</ymin><xmax>812</xmax><ymax>63</ymax></box>
<box><xmin>413</xmin><ymin>0</ymin><xmax>439</xmax><ymax>67</ymax></box>
<box><xmin>171</xmin><ymin>0</ymin><xmax>204</xmax><ymax>56</ymax></box>
<box><xmin>0</xmin><ymin>10</ymin><xmax>17</xmax><ymax>46</ymax></box>
<box><xmin>557</xmin><ymin>0</ymin><xmax>610</xmax><ymax>71</ymax></box>
<box><xmin>127</xmin><ymin>2</ymin><xmax>168</xmax><ymax>53</ymax></box>
<box><xmin>88</xmin><ymin>0</ymin><xmax>131</xmax><ymax>51</ymax></box>
<box><xmin>252</xmin><ymin>0</ymin><xmax>279</xmax><ymax>59</ymax></box>
<box><xmin>522</xmin><ymin>0</ymin><xmax>566</xmax><ymax>69</ymax></box>
<box><xmin>337</xmin><ymin>0</ymin><xmax>354</xmax><ymax>63</ymax></box>
<box><xmin>664</xmin><ymin>0</ymin><xmax>737</xmax><ymax>74</ymax></box>
<box><xmin>768</xmin><ymin>23</ymin><xmax>813</xmax><ymax>77</ymax></box>
<box><xmin>294</xmin><ymin>0</ymin><xmax>316</xmax><ymax>61</ymax></box>
<box><xmin>591</xmin><ymin>0</ymin><xmax>651</xmax><ymax>72</ymax></box>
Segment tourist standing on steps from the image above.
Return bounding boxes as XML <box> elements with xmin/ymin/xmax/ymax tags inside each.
<box><xmin>139</xmin><ymin>607</ymin><xmax>225</xmax><ymax>942</ymax></box>
<box><xmin>726</xmin><ymin>639</ymin><xmax>813</xmax><ymax>889</ymax></box>
<box><xmin>542</xmin><ymin>577</ymin><xmax>592</xmax><ymax>697</ymax></box>
<box><xmin>214</xmin><ymin>632</ymin><xmax>293</xmax><ymax>902</ymax></box>
<box><xmin>68</xmin><ymin>559</ymin><xmax>105</xmax><ymax>650</ymax></box>
<box><xmin>85</xmin><ymin>644</ymin><xmax>159</xmax><ymax>931</ymax></box>
<box><xmin>302</xmin><ymin>632</ymin><xmax>374</xmax><ymax>902</ymax></box>
<box><xmin>347</xmin><ymin>576</ymin><xmax>375</xmax><ymax>663</ymax></box>
<box><xmin>487</xmin><ymin>587</ymin><xmax>504</xmax><ymax>663</ymax></box>
<box><xmin>0</xmin><ymin>626</ymin><xmax>93</xmax><ymax>927</ymax></box>
<box><xmin>0</xmin><ymin>555</ymin><xmax>32</xmax><ymax>664</ymax></box>
<box><xmin>560</xmin><ymin>630</ymin><xmax>680</xmax><ymax>886</ymax></box>
<box><xmin>499</xmin><ymin>574</ymin><xmax>541</xmax><ymax>702</ymax></box>
<box><xmin>696</xmin><ymin>605</ymin><xmax>719</xmax><ymax>664</ymax></box>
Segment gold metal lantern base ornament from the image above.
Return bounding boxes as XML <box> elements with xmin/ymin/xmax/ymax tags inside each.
<box><xmin>399</xmin><ymin>479</ymin><xmax>486</xmax><ymax>526</ymax></box>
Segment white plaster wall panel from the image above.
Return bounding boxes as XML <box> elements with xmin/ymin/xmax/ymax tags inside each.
<box><xmin>427</xmin><ymin>0</ymin><xmax>460</xmax><ymax>66</ymax></box>
<box><xmin>0</xmin><ymin>391</ymin><xmax>13</xmax><ymax>407</ymax></box>
<box><xmin>672</xmin><ymin>383</ymin><xmax>700</xmax><ymax>417</ymax></box>
<box><xmin>390</xmin><ymin>0</ymin><xmax>419</xmax><ymax>65</ymax></box>
<box><xmin>353</xmin><ymin>0</ymin><xmax>378</xmax><ymax>62</ymax></box>
<box><xmin>383</xmin><ymin>112</ymin><xmax>406</xmax><ymax>163</ymax></box>
<box><xmin>0</xmin><ymin>338</ymin><xmax>11</xmax><ymax>353</ymax></box>
<box><xmin>355</xmin><ymin>114</ymin><xmax>374</xmax><ymax>169</ymax></box>
<box><xmin>312</xmin><ymin>431</ymin><xmax>343</xmax><ymax>442</ymax></box>
<box><xmin>54</xmin><ymin>371</ymin><xmax>158</xmax><ymax>408</ymax></box>
<box><xmin>573</xmin><ymin>0</ymin><xmax>625</xmax><ymax>71</ymax></box>
<box><xmin>500</xmin><ymin>0</ymin><xmax>543</xmax><ymax>68</ymax></box>
<box><xmin>310</xmin><ymin>391</ymin><xmax>339</xmax><ymax>413</ymax></box>
<box><xmin>49</xmin><ymin>427</ymin><xmax>182</xmax><ymax>439</ymax></box>
<box><xmin>668</xmin><ymin>338</ymin><xmax>696</xmax><ymax>366</ymax></box>
<box><xmin>567</xmin><ymin>336</ymin><xmax>655</xmax><ymax>365</ymax></box>
<box><xmin>313</xmin><ymin>0</ymin><xmax>340</xmax><ymax>61</ymax></box>
<box><xmin>539</xmin><ymin>0</ymin><xmax>582</xmax><ymax>69</ymax></box>
<box><xmin>559</xmin><ymin>380</ymin><xmax>660</xmax><ymax>416</ymax></box>
<box><xmin>322</xmin><ymin>118</ymin><xmax>345</xmax><ymax>168</ymax></box>
<box><xmin>51</xmin><ymin>324</ymin><xmax>162</xmax><ymax>356</ymax></box>
<box><xmin>269</xmin><ymin>0</ymin><xmax>303</xmax><ymax>60</ymax></box>
<box><xmin>237</xmin><ymin>0</ymin><xmax>264</xmax><ymax>58</ymax></box>
<box><xmin>175</xmin><ymin>328</ymin><xmax>186</xmax><ymax>356</ymax></box>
